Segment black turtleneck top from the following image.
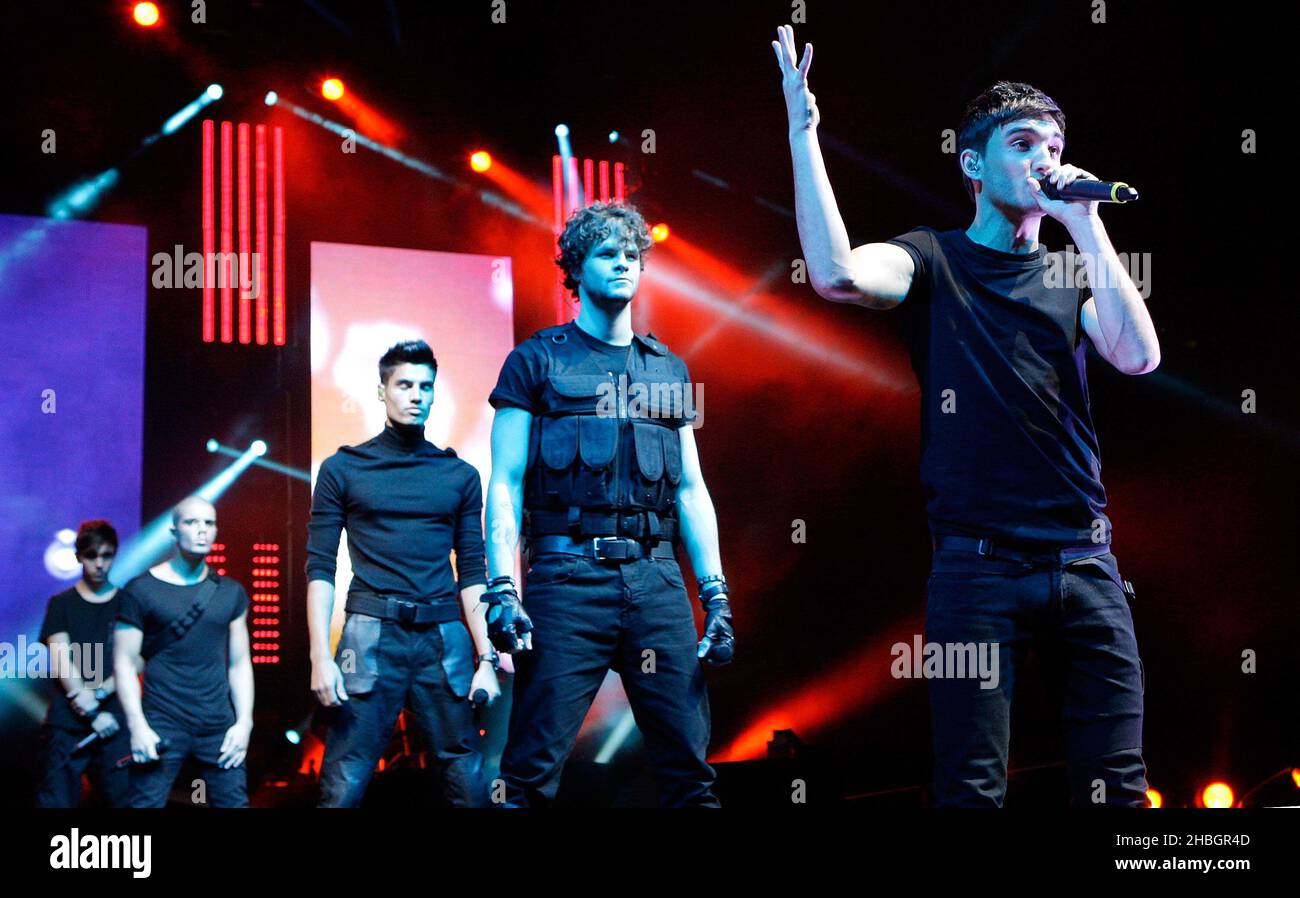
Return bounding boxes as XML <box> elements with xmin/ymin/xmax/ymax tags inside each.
<box><xmin>306</xmin><ymin>422</ymin><xmax>487</xmax><ymax>604</ymax></box>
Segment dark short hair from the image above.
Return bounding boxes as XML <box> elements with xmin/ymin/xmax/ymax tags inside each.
<box><xmin>74</xmin><ymin>520</ymin><xmax>118</xmax><ymax>558</ymax></box>
<box><xmin>379</xmin><ymin>339</ymin><xmax>437</xmax><ymax>385</ymax></box>
<box><xmin>957</xmin><ymin>81</ymin><xmax>1066</xmax><ymax>203</ymax></box>
<box><xmin>556</xmin><ymin>202</ymin><xmax>654</xmax><ymax>297</ymax></box>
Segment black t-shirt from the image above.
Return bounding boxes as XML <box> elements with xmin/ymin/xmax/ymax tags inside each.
<box><xmin>886</xmin><ymin>226</ymin><xmax>1107</xmax><ymax>547</ymax></box>
<box><xmin>489</xmin><ymin>320</ymin><xmax>696</xmax><ymax>424</ymax></box>
<box><xmin>39</xmin><ymin>587</ymin><xmax>123</xmax><ymax>731</ymax></box>
<box><xmin>116</xmin><ymin>572</ymin><xmax>249</xmax><ymax>733</ymax></box>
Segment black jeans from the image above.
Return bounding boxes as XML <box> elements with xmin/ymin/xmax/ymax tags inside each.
<box><xmin>924</xmin><ymin>545</ymin><xmax>1147</xmax><ymax>807</ymax></box>
<box><xmin>36</xmin><ymin>722</ymin><xmax>131</xmax><ymax>808</ymax></box>
<box><xmin>128</xmin><ymin>718</ymin><xmax>249</xmax><ymax>807</ymax></box>
<box><xmin>318</xmin><ymin>617</ymin><xmax>486</xmax><ymax>807</ymax></box>
<box><xmin>500</xmin><ymin>552</ymin><xmax>718</xmax><ymax>807</ymax></box>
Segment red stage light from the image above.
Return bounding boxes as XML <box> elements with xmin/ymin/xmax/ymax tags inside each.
<box><xmin>469</xmin><ymin>151</ymin><xmax>492</xmax><ymax>173</ymax></box>
<box><xmin>132</xmin><ymin>2</ymin><xmax>160</xmax><ymax>27</ymax></box>
<box><xmin>651</xmin><ymin>223</ymin><xmax>670</xmax><ymax>243</ymax></box>
<box><xmin>1200</xmin><ymin>781</ymin><xmax>1235</xmax><ymax>808</ymax></box>
<box><xmin>321</xmin><ymin>78</ymin><xmax>345</xmax><ymax>101</ymax></box>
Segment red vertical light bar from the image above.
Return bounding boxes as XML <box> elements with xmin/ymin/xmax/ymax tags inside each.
<box><xmin>552</xmin><ymin>154</ymin><xmax>563</xmax><ymax>232</ymax></box>
<box><xmin>255</xmin><ymin>125</ymin><xmax>268</xmax><ymax>345</ymax></box>
<box><xmin>598</xmin><ymin>160</ymin><xmax>610</xmax><ymax>203</ymax></box>
<box><xmin>583</xmin><ymin>158</ymin><xmax>594</xmax><ymax>207</ymax></box>
<box><xmin>614</xmin><ymin>163</ymin><xmax>625</xmax><ymax>203</ymax></box>
<box><xmin>201</xmin><ymin>119</ymin><xmax>215</xmax><ymax>342</ymax></box>
<box><xmin>566</xmin><ymin>157</ymin><xmax>580</xmax><ymax>215</ymax></box>
<box><xmin>220</xmin><ymin>121</ymin><xmax>233</xmax><ymax>343</ymax></box>
<box><xmin>552</xmin><ymin>154</ymin><xmax>567</xmax><ymax>326</ymax></box>
<box><xmin>272</xmin><ymin>126</ymin><xmax>285</xmax><ymax>346</ymax></box>
<box><xmin>237</xmin><ymin>123</ymin><xmax>251</xmax><ymax>344</ymax></box>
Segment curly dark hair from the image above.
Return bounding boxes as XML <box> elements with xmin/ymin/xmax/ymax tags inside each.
<box><xmin>957</xmin><ymin>81</ymin><xmax>1066</xmax><ymax>204</ymax></box>
<box><xmin>379</xmin><ymin>339</ymin><xmax>437</xmax><ymax>385</ymax></box>
<box><xmin>555</xmin><ymin>202</ymin><xmax>653</xmax><ymax>297</ymax></box>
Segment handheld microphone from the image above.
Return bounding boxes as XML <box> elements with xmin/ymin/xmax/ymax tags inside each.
<box><xmin>470</xmin><ymin>688</ymin><xmax>489</xmax><ymax>709</ymax></box>
<box><xmin>1039</xmin><ymin>175</ymin><xmax>1139</xmax><ymax>203</ymax></box>
<box><xmin>114</xmin><ymin>738</ymin><xmax>170</xmax><ymax>769</ymax></box>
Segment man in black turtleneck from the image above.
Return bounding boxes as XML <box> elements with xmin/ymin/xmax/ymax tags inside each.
<box><xmin>306</xmin><ymin>339</ymin><xmax>498</xmax><ymax>807</ymax></box>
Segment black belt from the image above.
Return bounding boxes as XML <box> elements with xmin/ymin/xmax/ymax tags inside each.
<box><xmin>933</xmin><ymin>535</ymin><xmax>1110</xmax><ymax>565</ymax></box>
<box><xmin>525</xmin><ymin>508</ymin><xmax>677</xmax><ymax>542</ymax></box>
<box><xmin>528</xmin><ymin>535</ymin><xmax>676</xmax><ymax>564</ymax></box>
<box><xmin>344</xmin><ymin>592</ymin><xmax>460</xmax><ymax>624</ymax></box>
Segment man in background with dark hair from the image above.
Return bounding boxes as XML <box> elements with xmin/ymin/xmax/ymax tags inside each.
<box><xmin>485</xmin><ymin>202</ymin><xmax>734</xmax><ymax>807</ymax></box>
<box><xmin>307</xmin><ymin>339</ymin><xmax>496</xmax><ymax>807</ymax></box>
<box><xmin>114</xmin><ymin>496</ymin><xmax>254</xmax><ymax>807</ymax></box>
<box><xmin>35</xmin><ymin>520</ymin><xmax>130</xmax><ymax>807</ymax></box>
<box><xmin>773</xmin><ymin>26</ymin><xmax>1159</xmax><ymax>806</ymax></box>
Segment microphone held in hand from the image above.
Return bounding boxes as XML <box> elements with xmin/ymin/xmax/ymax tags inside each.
<box><xmin>114</xmin><ymin>738</ymin><xmax>171</xmax><ymax>769</ymax></box>
<box><xmin>470</xmin><ymin>687</ymin><xmax>489</xmax><ymax>709</ymax></box>
<box><xmin>1039</xmin><ymin>175</ymin><xmax>1139</xmax><ymax>203</ymax></box>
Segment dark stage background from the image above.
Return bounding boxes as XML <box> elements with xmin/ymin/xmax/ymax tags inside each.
<box><xmin>1</xmin><ymin>1</ymin><xmax>1294</xmax><ymax>807</ymax></box>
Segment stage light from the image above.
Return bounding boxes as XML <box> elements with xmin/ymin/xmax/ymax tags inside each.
<box><xmin>251</xmin><ymin>439</ymin><xmax>268</xmax><ymax>456</ymax></box>
<box><xmin>554</xmin><ymin>124</ymin><xmax>569</xmax><ymax>138</ymax></box>
<box><xmin>1292</xmin><ymin>768</ymin><xmax>1300</xmax><ymax>789</ymax></box>
<box><xmin>111</xmin><ymin>440</ymin><xmax>273</xmax><ymax>583</ymax></box>
<box><xmin>285</xmin><ymin>729</ymin><xmax>301</xmax><ymax>745</ymax></box>
<box><xmin>469</xmin><ymin>150</ymin><xmax>492</xmax><ymax>173</ymax></box>
<box><xmin>132</xmin><ymin>2</ymin><xmax>160</xmax><ymax>27</ymax></box>
<box><xmin>1201</xmin><ymin>782</ymin><xmax>1235</xmax><ymax>808</ymax></box>
<box><xmin>608</xmin><ymin>131</ymin><xmax>620</xmax><ymax>143</ymax></box>
<box><xmin>43</xmin><ymin>529</ymin><xmax>80</xmax><ymax>580</ymax></box>
<box><xmin>162</xmin><ymin>85</ymin><xmax>224</xmax><ymax>135</ymax></box>
<box><xmin>47</xmin><ymin>168</ymin><xmax>120</xmax><ymax>219</ymax></box>
<box><xmin>651</xmin><ymin>223</ymin><xmax>670</xmax><ymax>243</ymax></box>
<box><xmin>321</xmin><ymin>78</ymin><xmax>345</xmax><ymax>101</ymax></box>
<box><xmin>1146</xmin><ymin>788</ymin><xmax>1163</xmax><ymax>808</ymax></box>
<box><xmin>264</xmin><ymin>91</ymin><xmax>278</xmax><ymax>106</ymax></box>
<box><xmin>206</xmin><ymin>438</ymin><xmax>219</xmax><ymax>452</ymax></box>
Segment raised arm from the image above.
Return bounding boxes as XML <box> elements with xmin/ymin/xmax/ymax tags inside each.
<box><xmin>772</xmin><ymin>24</ymin><xmax>915</xmax><ymax>309</ymax></box>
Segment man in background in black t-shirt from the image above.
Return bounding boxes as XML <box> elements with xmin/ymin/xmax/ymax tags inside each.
<box><xmin>485</xmin><ymin>202</ymin><xmax>734</xmax><ymax>807</ymax></box>
<box><xmin>114</xmin><ymin>496</ymin><xmax>254</xmax><ymax>807</ymax></box>
<box><xmin>35</xmin><ymin>519</ymin><xmax>130</xmax><ymax>807</ymax></box>
<box><xmin>773</xmin><ymin>26</ymin><xmax>1160</xmax><ymax>806</ymax></box>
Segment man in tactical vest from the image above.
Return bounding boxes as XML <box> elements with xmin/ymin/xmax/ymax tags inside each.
<box><xmin>484</xmin><ymin>201</ymin><xmax>733</xmax><ymax>807</ymax></box>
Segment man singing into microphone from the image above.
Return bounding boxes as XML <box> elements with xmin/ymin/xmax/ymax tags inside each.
<box><xmin>772</xmin><ymin>26</ymin><xmax>1159</xmax><ymax>806</ymax></box>
<box><xmin>306</xmin><ymin>339</ymin><xmax>496</xmax><ymax>807</ymax></box>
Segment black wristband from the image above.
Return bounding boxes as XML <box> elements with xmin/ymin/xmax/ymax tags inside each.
<box><xmin>699</xmin><ymin>581</ymin><xmax>729</xmax><ymax>603</ymax></box>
